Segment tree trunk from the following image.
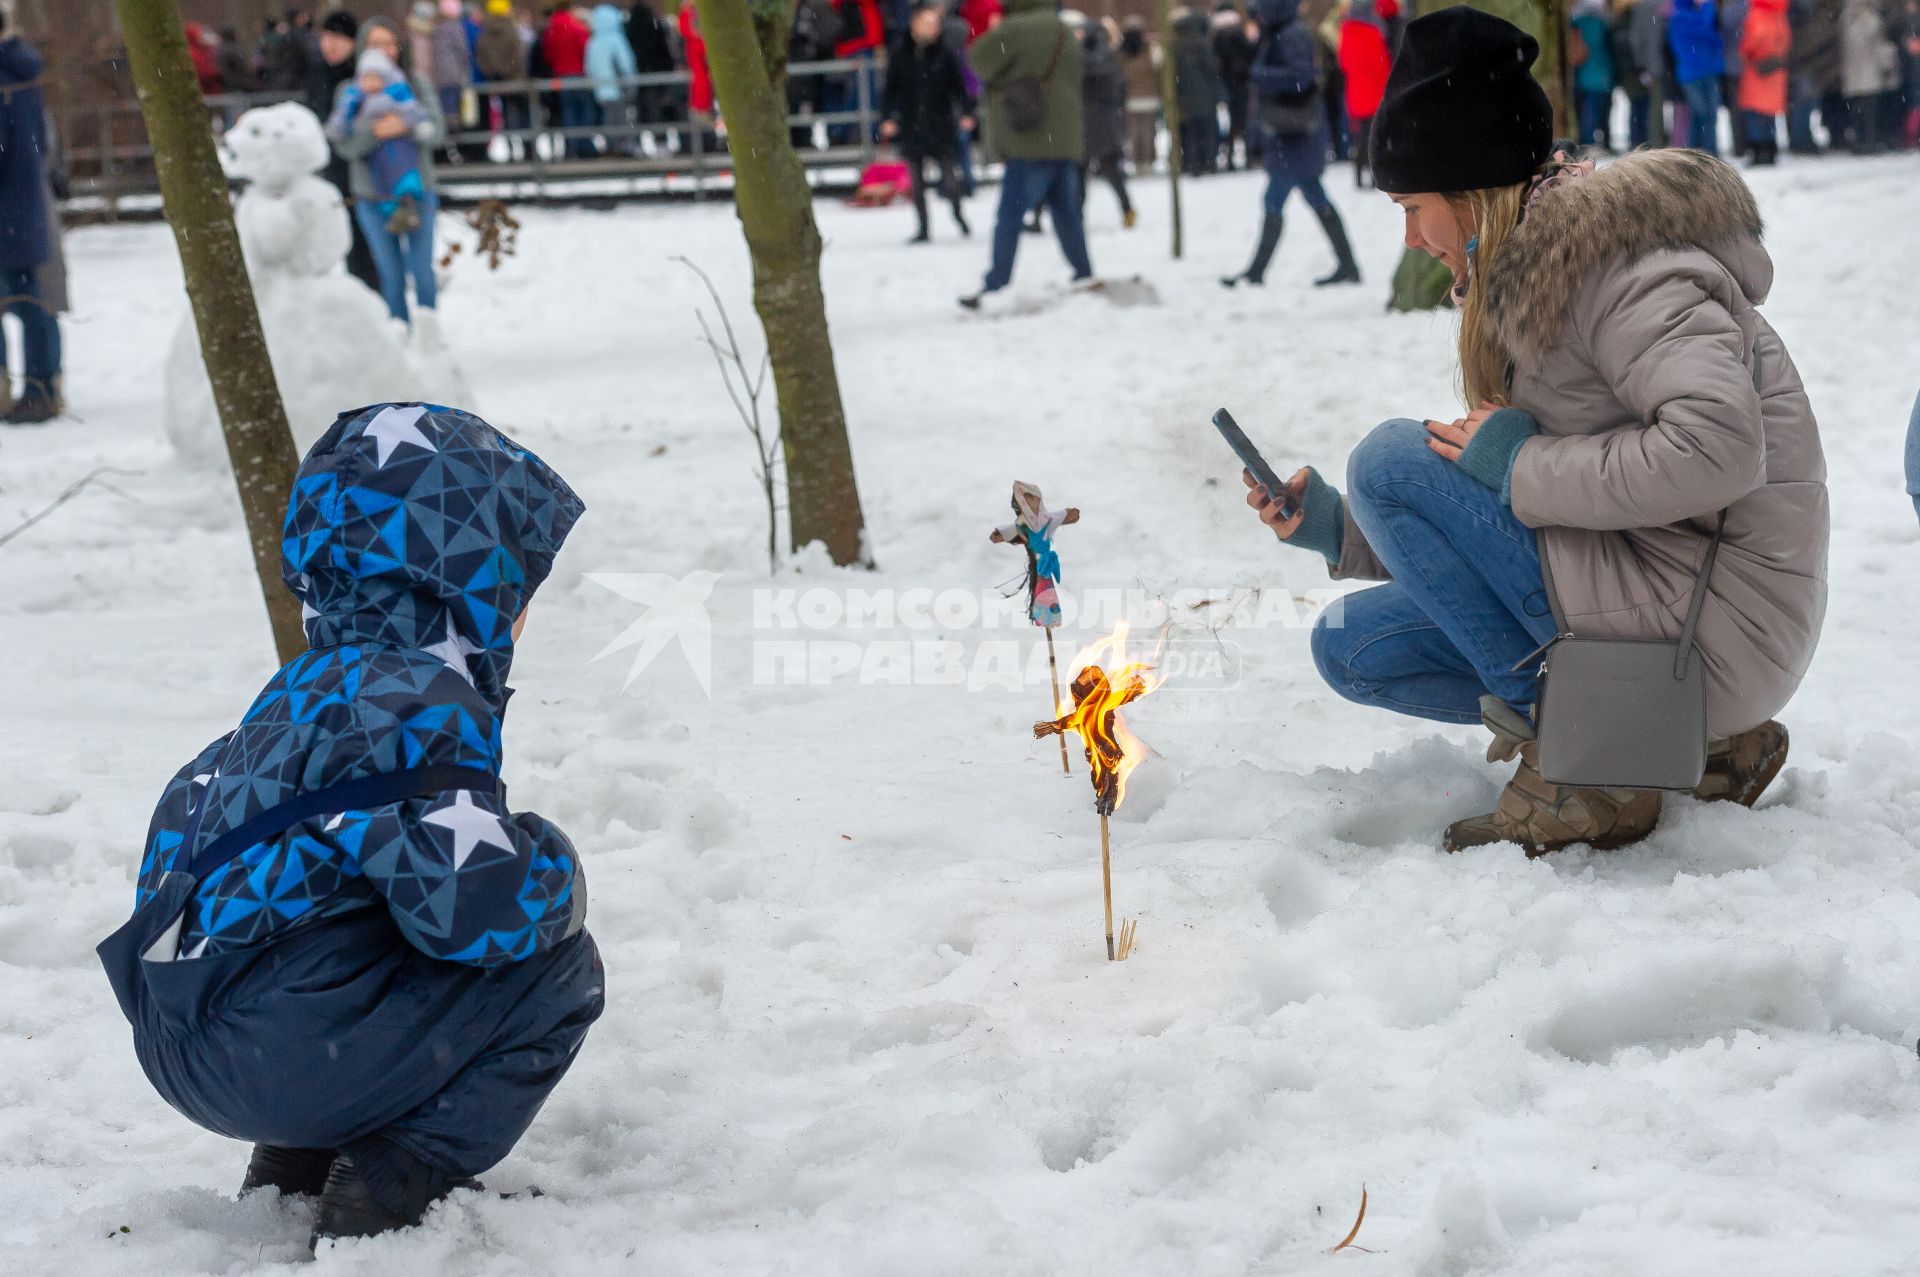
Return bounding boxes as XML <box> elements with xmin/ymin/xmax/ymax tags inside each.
<box><xmin>1157</xmin><ymin>0</ymin><xmax>1184</xmax><ymax>259</ymax></box>
<box><xmin>697</xmin><ymin>0</ymin><xmax>872</xmax><ymax>568</ymax></box>
<box><xmin>114</xmin><ymin>0</ymin><xmax>307</xmax><ymax>664</ymax></box>
<box><xmin>1539</xmin><ymin>0</ymin><xmax>1575</xmax><ymax>137</ymax></box>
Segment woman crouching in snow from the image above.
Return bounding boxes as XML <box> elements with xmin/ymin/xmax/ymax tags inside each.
<box><xmin>97</xmin><ymin>404</ymin><xmax>602</xmax><ymax>1251</ymax></box>
<box><xmin>1243</xmin><ymin>7</ymin><xmax>1828</xmax><ymax>855</ymax></box>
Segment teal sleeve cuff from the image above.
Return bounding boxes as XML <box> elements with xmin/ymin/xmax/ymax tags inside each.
<box><xmin>1283</xmin><ymin>466</ymin><xmax>1345</xmax><ymax>566</ymax></box>
<box><xmin>1455</xmin><ymin>407</ymin><xmax>1540</xmax><ymax>505</ymax></box>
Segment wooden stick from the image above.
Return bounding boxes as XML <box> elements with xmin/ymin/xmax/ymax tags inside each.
<box><xmin>1045</xmin><ymin>626</ymin><xmax>1070</xmax><ymax>775</ymax></box>
<box><xmin>1100</xmin><ymin>810</ymin><xmax>1115</xmax><ymax>961</ymax></box>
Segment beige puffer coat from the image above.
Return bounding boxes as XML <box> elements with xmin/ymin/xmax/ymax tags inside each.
<box><xmin>1335</xmin><ymin>149</ymin><xmax>1829</xmax><ymax>736</ymax></box>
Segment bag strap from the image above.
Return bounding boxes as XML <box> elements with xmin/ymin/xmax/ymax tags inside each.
<box><xmin>1535</xmin><ymin>341</ymin><xmax>1764</xmax><ymax>676</ymax></box>
<box><xmin>1672</xmin><ymin>511</ymin><xmax>1727</xmax><ymax>679</ymax></box>
<box><xmin>180</xmin><ymin>765</ymin><xmax>502</xmax><ymax>882</ymax></box>
<box><xmin>1043</xmin><ymin>24</ymin><xmax>1066</xmax><ymax>78</ymax></box>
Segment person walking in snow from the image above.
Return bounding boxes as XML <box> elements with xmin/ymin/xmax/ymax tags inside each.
<box><xmin>542</xmin><ymin>0</ymin><xmax>595</xmax><ymax>156</ymax></box>
<box><xmin>586</xmin><ymin>2</ymin><xmax>639</xmax><ymax>152</ymax></box>
<box><xmin>476</xmin><ymin>0</ymin><xmax>532</xmax><ymax>141</ymax></box>
<box><xmin>1613</xmin><ymin>0</ymin><xmax>1666</xmax><ymax>147</ymax></box>
<box><xmin>1117</xmin><ymin>16</ymin><xmax>1162</xmax><ymax>169</ymax></box>
<box><xmin>1570</xmin><ymin>0</ymin><xmax>1619</xmax><ymax>149</ymax></box>
<box><xmin>959</xmin><ymin>0</ymin><xmax>1093</xmax><ymax>309</ymax></box>
<box><xmin>325</xmin><ymin>18</ymin><xmax>448</xmax><ymax>325</ymax></box>
<box><xmin>1170</xmin><ymin>6</ymin><xmax>1223</xmax><ymax>174</ymax></box>
<box><xmin>1240</xmin><ymin>8</ymin><xmax>1826</xmax><ymax>855</ymax></box>
<box><xmin>1212</xmin><ymin>1</ymin><xmax>1257</xmax><ymax>169</ymax></box>
<box><xmin>883</xmin><ymin>2</ymin><xmax>976</xmax><ymax>242</ymax></box>
<box><xmin>1079</xmin><ymin>16</ymin><xmax>1136</xmax><ymax>224</ymax></box>
<box><xmin>627</xmin><ymin>0</ymin><xmax>680</xmax><ymax>147</ymax></box>
<box><xmin>1737</xmin><ymin>0</ymin><xmax>1792</xmax><ymax>163</ymax></box>
<box><xmin>0</xmin><ymin>11</ymin><xmax>61</xmax><ymax>425</ymax></box>
<box><xmin>98</xmin><ymin>404</ymin><xmax>601</xmax><ymax>1253</ymax></box>
<box><xmin>330</xmin><ymin>47</ymin><xmax>433</xmax><ymax>234</ymax></box>
<box><xmin>1219</xmin><ymin>0</ymin><xmax>1361</xmax><ymax>289</ymax></box>
<box><xmin>1670</xmin><ymin>0</ymin><xmax>1728</xmax><ymax>152</ymax></box>
<box><xmin>1840</xmin><ymin>0</ymin><xmax>1898</xmax><ymax>150</ymax></box>
<box><xmin>1337</xmin><ymin>0</ymin><xmax>1397</xmax><ymax>187</ymax></box>
<box><xmin>317</xmin><ymin>11</ymin><xmax>383</xmax><ymax>292</ymax></box>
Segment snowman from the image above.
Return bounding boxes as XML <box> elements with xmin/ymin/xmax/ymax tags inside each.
<box><xmin>163</xmin><ymin>101</ymin><xmax>474</xmax><ymax>466</ymax></box>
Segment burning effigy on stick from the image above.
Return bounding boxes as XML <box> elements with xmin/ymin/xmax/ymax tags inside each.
<box><xmin>990</xmin><ymin>482</ymin><xmax>1079</xmax><ymax>776</ymax></box>
<box><xmin>1035</xmin><ymin>624</ymin><xmax>1163</xmax><ymax>961</ymax></box>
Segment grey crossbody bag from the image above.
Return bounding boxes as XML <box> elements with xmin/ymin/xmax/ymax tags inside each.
<box><xmin>1521</xmin><ymin>347</ymin><xmax>1760</xmax><ymax>791</ymax></box>
<box><xmin>1528</xmin><ymin>513</ymin><xmax>1724</xmax><ymax>790</ymax></box>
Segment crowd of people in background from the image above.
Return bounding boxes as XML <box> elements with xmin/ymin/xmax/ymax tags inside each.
<box><xmin>1561</xmin><ymin>0</ymin><xmax>1920</xmax><ymax>160</ymax></box>
<box><xmin>22</xmin><ymin>0</ymin><xmax>1858</xmax><ymax>209</ymax></box>
<box><xmin>5</xmin><ymin>0</ymin><xmax>1917</xmax><ymax>422</ymax></box>
<box><xmin>154</xmin><ymin>0</ymin><xmax>1920</xmax><ymax>197</ymax></box>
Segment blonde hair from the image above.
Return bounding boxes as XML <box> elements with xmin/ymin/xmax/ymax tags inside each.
<box><xmin>1445</xmin><ymin>182</ymin><xmax>1528</xmax><ymax>409</ymax></box>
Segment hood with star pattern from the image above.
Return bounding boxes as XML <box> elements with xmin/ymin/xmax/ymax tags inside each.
<box><xmin>281</xmin><ymin>404</ymin><xmax>585</xmax><ymax>710</ymax></box>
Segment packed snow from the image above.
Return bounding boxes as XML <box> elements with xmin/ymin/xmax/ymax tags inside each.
<box><xmin>3</xmin><ymin>156</ymin><xmax>1919</xmax><ymax>1275</ymax></box>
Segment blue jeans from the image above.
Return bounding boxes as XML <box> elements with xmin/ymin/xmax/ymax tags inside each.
<box><xmin>1787</xmin><ymin>90</ymin><xmax>1817</xmax><ymax>149</ymax></box>
<box><xmin>1260</xmin><ymin>144</ymin><xmax>1333</xmax><ymax>217</ymax></box>
<box><xmin>1681</xmin><ymin>78</ymin><xmax>1721</xmax><ymax>154</ymax></box>
<box><xmin>353</xmin><ymin>193</ymin><xmax>439</xmax><ymax>323</ymax></box>
<box><xmin>1577</xmin><ymin>88</ymin><xmax>1613</xmax><ymax>148</ymax></box>
<box><xmin>982</xmin><ymin>159</ymin><xmax>1093</xmax><ymax>293</ymax></box>
<box><xmin>1310</xmin><ymin>420</ymin><xmax>1559</xmax><ymax>724</ymax></box>
<box><xmin>956</xmin><ymin>123</ymin><xmax>976</xmax><ymax>195</ymax></box>
<box><xmin>560</xmin><ymin>88</ymin><xmax>598</xmax><ymax>157</ymax></box>
<box><xmin>1</xmin><ymin>267</ymin><xmax>60</xmax><ymax>400</ymax></box>
<box><xmin>1627</xmin><ymin>93</ymin><xmax>1651</xmax><ymax>148</ymax></box>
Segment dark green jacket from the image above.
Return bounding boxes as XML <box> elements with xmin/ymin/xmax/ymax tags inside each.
<box><xmin>969</xmin><ymin>0</ymin><xmax>1085</xmax><ymax>161</ymax></box>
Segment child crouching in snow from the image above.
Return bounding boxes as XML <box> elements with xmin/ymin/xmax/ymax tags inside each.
<box><xmin>97</xmin><ymin>404</ymin><xmax>603</xmax><ymax>1251</ymax></box>
<box><xmin>329</xmin><ymin>48</ymin><xmax>429</xmax><ymax>234</ymax></box>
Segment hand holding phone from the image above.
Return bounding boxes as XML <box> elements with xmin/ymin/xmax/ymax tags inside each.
<box><xmin>1212</xmin><ymin>408</ymin><xmax>1301</xmax><ymax>517</ymax></box>
<box><xmin>1243</xmin><ymin>467</ymin><xmax>1312</xmax><ymax>542</ymax></box>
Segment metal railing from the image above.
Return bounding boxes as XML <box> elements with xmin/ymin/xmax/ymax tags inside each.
<box><xmin>61</xmin><ymin>58</ymin><xmax>885</xmax><ymax>211</ymax></box>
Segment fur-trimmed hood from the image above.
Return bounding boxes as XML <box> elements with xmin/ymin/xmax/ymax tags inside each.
<box><xmin>1485</xmin><ymin>149</ymin><xmax>1769</xmax><ymax>365</ymax></box>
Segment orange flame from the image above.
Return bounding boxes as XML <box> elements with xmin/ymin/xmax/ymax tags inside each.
<box><xmin>1034</xmin><ymin>623</ymin><xmax>1165</xmax><ymax>815</ymax></box>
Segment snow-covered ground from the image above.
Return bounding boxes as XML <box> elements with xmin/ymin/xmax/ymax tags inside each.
<box><xmin>4</xmin><ymin>156</ymin><xmax>1920</xmax><ymax>1276</ymax></box>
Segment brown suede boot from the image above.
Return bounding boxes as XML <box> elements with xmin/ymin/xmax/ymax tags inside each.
<box><xmin>1693</xmin><ymin>721</ymin><xmax>1788</xmax><ymax>807</ymax></box>
<box><xmin>1443</xmin><ymin>697</ymin><xmax>1663</xmax><ymax>856</ymax></box>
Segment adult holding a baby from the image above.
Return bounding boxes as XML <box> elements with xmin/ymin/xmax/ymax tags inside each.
<box><xmin>1241</xmin><ymin>8</ymin><xmax>1828</xmax><ymax>855</ymax></box>
<box><xmin>325</xmin><ymin>17</ymin><xmax>446</xmax><ymax>327</ymax></box>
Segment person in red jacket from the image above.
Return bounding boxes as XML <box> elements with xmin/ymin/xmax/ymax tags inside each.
<box><xmin>1737</xmin><ymin>0</ymin><xmax>1790</xmax><ymax>164</ymax></box>
<box><xmin>823</xmin><ymin>0</ymin><xmax>885</xmax><ymax>143</ymax></box>
<box><xmin>678</xmin><ymin>3</ymin><xmax>713</xmax><ymax>115</ymax></box>
<box><xmin>675</xmin><ymin>3</ymin><xmax>723</xmax><ymax>156</ymax></box>
<box><xmin>834</xmin><ymin>0</ymin><xmax>886</xmax><ymax>56</ymax></box>
<box><xmin>1337</xmin><ymin>0</ymin><xmax>1396</xmax><ymax>187</ymax></box>
<box><xmin>958</xmin><ymin>0</ymin><xmax>1004</xmax><ymax>42</ymax></box>
<box><xmin>184</xmin><ymin>23</ymin><xmax>225</xmax><ymax>96</ymax></box>
<box><xmin>542</xmin><ymin>3</ymin><xmax>595</xmax><ymax>156</ymax></box>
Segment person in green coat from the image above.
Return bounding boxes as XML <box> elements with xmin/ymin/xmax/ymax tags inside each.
<box><xmin>960</xmin><ymin>0</ymin><xmax>1095</xmax><ymax>309</ymax></box>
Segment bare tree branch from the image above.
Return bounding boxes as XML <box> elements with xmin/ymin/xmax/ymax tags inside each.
<box><xmin>675</xmin><ymin>255</ymin><xmax>785</xmax><ymax>575</ymax></box>
<box><xmin>0</xmin><ymin>468</ymin><xmax>143</xmax><ymax>552</ymax></box>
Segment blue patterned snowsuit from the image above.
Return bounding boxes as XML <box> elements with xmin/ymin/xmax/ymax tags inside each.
<box><xmin>99</xmin><ymin>404</ymin><xmax>603</xmax><ymax>1216</ymax></box>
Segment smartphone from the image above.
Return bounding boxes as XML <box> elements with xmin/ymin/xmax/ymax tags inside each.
<box><xmin>1212</xmin><ymin>408</ymin><xmax>1298</xmax><ymax>518</ymax></box>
